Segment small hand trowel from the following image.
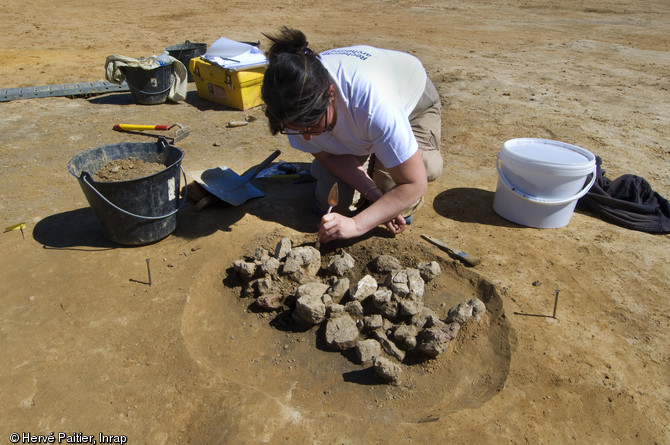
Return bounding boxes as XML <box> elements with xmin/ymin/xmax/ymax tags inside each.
<box><xmin>421</xmin><ymin>234</ymin><xmax>481</xmax><ymax>267</ymax></box>
<box><xmin>326</xmin><ymin>182</ymin><xmax>339</xmax><ymax>213</ymax></box>
<box><xmin>315</xmin><ymin>182</ymin><xmax>339</xmax><ymax>250</ymax></box>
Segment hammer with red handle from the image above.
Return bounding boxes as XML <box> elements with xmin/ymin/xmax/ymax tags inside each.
<box><xmin>113</xmin><ymin>124</ymin><xmax>174</xmax><ymax>131</ymax></box>
<box><xmin>112</xmin><ymin>123</ymin><xmax>190</xmax><ymax>141</ymax></box>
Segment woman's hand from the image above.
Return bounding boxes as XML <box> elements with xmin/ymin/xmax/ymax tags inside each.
<box><xmin>313</xmin><ymin>150</ymin><xmax>426</xmax><ymax>240</ymax></box>
<box><xmin>318</xmin><ymin>212</ymin><xmax>363</xmax><ymax>243</ymax></box>
<box><xmin>385</xmin><ymin>214</ymin><xmax>408</xmax><ymax>235</ymax></box>
<box><xmin>319</xmin><ymin>212</ymin><xmax>408</xmax><ymax>243</ymax></box>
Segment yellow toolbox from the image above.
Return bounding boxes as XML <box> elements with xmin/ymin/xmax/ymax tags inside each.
<box><xmin>190</xmin><ymin>57</ymin><xmax>266</xmax><ymax>110</ymax></box>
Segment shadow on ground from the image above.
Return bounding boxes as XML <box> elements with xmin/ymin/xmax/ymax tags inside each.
<box><xmin>432</xmin><ymin>188</ymin><xmax>515</xmax><ymax>227</ymax></box>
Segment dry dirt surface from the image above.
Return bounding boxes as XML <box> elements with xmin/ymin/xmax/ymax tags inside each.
<box><xmin>1</xmin><ymin>0</ymin><xmax>669</xmax><ymax>444</ymax></box>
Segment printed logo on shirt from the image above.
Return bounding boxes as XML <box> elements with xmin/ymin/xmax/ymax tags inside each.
<box><xmin>321</xmin><ymin>49</ymin><xmax>372</xmax><ymax>61</ymax></box>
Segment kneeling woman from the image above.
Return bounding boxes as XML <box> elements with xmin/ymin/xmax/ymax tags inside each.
<box><xmin>261</xmin><ymin>27</ymin><xmax>443</xmax><ymax>244</ymax></box>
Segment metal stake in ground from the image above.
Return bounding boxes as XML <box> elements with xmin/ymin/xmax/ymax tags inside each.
<box><xmin>146</xmin><ymin>259</ymin><xmax>152</xmax><ymax>286</ymax></box>
<box><xmin>553</xmin><ymin>289</ymin><xmax>560</xmax><ymax>318</ymax></box>
<box><xmin>514</xmin><ymin>288</ymin><xmax>562</xmax><ymax>319</ymax></box>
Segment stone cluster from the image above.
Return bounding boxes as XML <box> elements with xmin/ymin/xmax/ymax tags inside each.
<box><xmin>232</xmin><ymin>237</ymin><xmax>486</xmax><ymax>385</ymax></box>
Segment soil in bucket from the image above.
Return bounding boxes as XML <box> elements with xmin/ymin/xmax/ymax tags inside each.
<box><xmin>94</xmin><ymin>157</ymin><xmax>166</xmax><ymax>182</ymax></box>
<box><xmin>120</xmin><ymin>64</ymin><xmax>174</xmax><ymax>105</ymax></box>
<box><xmin>67</xmin><ymin>139</ymin><xmax>185</xmax><ymax>246</ymax></box>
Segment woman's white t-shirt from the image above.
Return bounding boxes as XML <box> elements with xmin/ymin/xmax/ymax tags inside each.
<box><xmin>288</xmin><ymin>45</ymin><xmax>427</xmax><ymax>169</ymax></box>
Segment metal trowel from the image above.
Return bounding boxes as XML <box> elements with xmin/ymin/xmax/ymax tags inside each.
<box><xmin>189</xmin><ymin>150</ymin><xmax>281</xmax><ymax>206</ymax></box>
<box><xmin>421</xmin><ymin>234</ymin><xmax>481</xmax><ymax>267</ymax></box>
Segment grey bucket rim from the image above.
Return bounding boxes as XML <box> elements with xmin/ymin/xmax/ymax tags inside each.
<box><xmin>166</xmin><ymin>40</ymin><xmax>207</xmax><ymax>53</ymax></box>
<box><xmin>67</xmin><ymin>138</ymin><xmax>185</xmax><ymax>182</ymax></box>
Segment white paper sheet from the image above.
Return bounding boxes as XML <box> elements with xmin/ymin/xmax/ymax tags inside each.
<box><xmin>203</xmin><ymin>37</ymin><xmax>267</xmax><ymax>70</ymax></box>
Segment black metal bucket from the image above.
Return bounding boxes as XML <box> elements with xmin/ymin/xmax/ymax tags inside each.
<box><xmin>67</xmin><ymin>138</ymin><xmax>186</xmax><ymax>246</ymax></box>
<box><xmin>166</xmin><ymin>40</ymin><xmax>207</xmax><ymax>82</ymax></box>
<box><xmin>119</xmin><ymin>64</ymin><xmax>174</xmax><ymax>105</ymax></box>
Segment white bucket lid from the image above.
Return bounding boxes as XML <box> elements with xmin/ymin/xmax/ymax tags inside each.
<box><xmin>501</xmin><ymin>138</ymin><xmax>595</xmax><ymax>174</ymax></box>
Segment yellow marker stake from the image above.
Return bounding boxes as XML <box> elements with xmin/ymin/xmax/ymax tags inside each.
<box><xmin>4</xmin><ymin>222</ymin><xmax>26</xmax><ymax>239</ymax></box>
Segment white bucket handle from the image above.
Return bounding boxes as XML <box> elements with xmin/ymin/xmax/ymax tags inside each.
<box><xmin>496</xmin><ymin>153</ymin><xmax>596</xmax><ymax>205</ymax></box>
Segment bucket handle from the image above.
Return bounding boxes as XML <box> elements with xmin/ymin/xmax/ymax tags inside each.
<box><xmin>81</xmin><ymin>166</ymin><xmax>188</xmax><ymax>220</ymax></box>
<box><xmin>496</xmin><ymin>153</ymin><xmax>596</xmax><ymax>205</ymax></box>
<box><xmin>132</xmin><ymin>76</ymin><xmax>175</xmax><ymax>96</ymax></box>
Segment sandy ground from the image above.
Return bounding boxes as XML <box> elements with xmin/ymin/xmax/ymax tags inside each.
<box><xmin>1</xmin><ymin>0</ymin><xmax>669</xmax><ymax>443</ymax></box>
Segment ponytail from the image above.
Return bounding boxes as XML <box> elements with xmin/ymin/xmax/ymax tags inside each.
<box><xmin>264</xmin><ymin>27</ymin><xmax>309</xmax><ymax>62</ymax></box>
<box><xmin>261</xmin><ymin>27</ymin><xmax>331</xmax><ymax>135</ymax></box>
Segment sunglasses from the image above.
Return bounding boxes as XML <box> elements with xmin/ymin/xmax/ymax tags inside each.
<box><xmin>280</xmin><ymin>105</ymin><xmax>330</xmax><ymax>136</ymax></box>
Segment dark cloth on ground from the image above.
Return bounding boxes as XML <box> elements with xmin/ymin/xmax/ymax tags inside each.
<box><xmin>578</xmin><ymin>156</ymin><xmax>670</xmax><ymax>234</ymax></box>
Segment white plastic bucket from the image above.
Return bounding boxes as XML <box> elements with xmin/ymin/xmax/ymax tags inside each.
<box><xmin>493</xmin><ymin>138</ymin><xmax>596</xmax><ymax>228</ymax></box>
